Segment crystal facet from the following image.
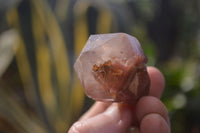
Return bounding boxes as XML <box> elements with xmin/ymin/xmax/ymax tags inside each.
<box><xmin>74</xmin><ymin>33</ymin><xmax>150</xmax><ymax>104</ymax></box>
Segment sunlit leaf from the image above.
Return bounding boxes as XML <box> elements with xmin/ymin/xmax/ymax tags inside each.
<box><xmin>0</xmin><ymin>30</ymin><xmax>18</xmax><ymax>76</ymax></box>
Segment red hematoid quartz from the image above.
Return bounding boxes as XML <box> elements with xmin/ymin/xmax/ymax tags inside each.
<box><xmin>74</xmin><ymin>33</ymin><xmax>150</xmax><ymax>104</ymax></box>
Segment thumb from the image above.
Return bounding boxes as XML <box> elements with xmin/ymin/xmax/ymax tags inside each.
<box><xmin>69</xmin><ymin>103</ymin><xmax>133</xmax><ymax>133</ymax></box>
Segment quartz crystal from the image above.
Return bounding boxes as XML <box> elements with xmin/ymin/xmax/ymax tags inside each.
<box><xmin>74</xmin><ymin>33</ymin><xmax>150</xmax><ymax>104</ymax></box>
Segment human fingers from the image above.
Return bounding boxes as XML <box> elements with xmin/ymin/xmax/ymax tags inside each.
<box><xmin>69</xmin><ymin>103</ymin><xmax>133</xmax><ymax>133</ymax></box>
<box><xmin>147</xmin><ymin>66</ymin><xmax>165</xmax><ymax>98</ymax></box>
<box><xmin>136</xmin><ymin>96</ymin><xmax>170</xmax><ymax>133</ymax></box>
<box><xmin>79</xmin><ymin>102</ymin><xmax>110</xmax><ymax>121</ymax></box>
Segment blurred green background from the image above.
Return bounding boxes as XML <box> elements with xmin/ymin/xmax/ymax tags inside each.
<box><xmin>0</xmin><ymin>0</ymin><xmax>200</xmax><ymax>132</ymax></box>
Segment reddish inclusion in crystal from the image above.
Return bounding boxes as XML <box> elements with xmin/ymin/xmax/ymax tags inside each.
<box><xmin>92</xmin><ymin>60</ymin><xmax>123</xmax><ymax>79</ymax></box>
<box><xmin>92</xmin><ymin>60</ymin><xmax>124</xmax><ymax>97</ymax></box>
<box><xmin>92</xmin><ymin>57</ymin><xmax>149</xmax><ymax>104</ymax></box>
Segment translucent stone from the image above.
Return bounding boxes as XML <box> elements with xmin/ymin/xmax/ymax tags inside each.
<box><xmin>74</xmin><ymin>33</ymin><xmax>150</xmax><ymax>104</ymax></box>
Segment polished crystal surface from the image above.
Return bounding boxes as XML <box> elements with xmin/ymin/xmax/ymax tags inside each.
<box><xmin>74</xmin><ymin>33</ymin><xmax>150</xmax><ymax>104</ymax></box>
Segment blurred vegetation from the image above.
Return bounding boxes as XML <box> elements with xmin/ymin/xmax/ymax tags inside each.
<box><xmin>0</xmin><ymin>0</ymin><xmax>200</xmax><ymax>133</ymax></box>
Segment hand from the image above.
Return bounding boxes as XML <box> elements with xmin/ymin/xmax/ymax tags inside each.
<box><xmin>69</xmin><ymin>67</ymin><xmax>170</xmax><ymax>133</ymax></box>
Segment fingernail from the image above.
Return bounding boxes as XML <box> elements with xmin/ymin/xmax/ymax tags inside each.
<box><xmin>104</xmin><ymin>103</ymin><xmax>133</xmax><ymax>122</ymax></box>
<box><xmin>104</xmin><ymin>104</ymin><xmax>119</xmax><ymax>120</ymax></box>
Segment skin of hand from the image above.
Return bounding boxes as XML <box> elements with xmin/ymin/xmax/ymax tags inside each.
<box><xmin>68</xmin><ymin>66</ymin><xmax>170</xmax><ymax>133</ymax></box>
